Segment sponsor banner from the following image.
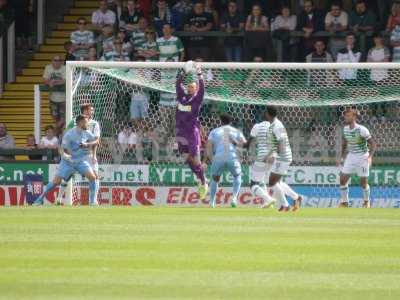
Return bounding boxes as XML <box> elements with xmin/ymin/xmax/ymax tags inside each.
<box><xmin>48</xmin><ymin>164</ymin><xmax>149</xmax><ymax>183</ymax></box>
<box><xmin>1</xmin><ymin>185</ymin><xmax>400</xmax><ymax>208</ymax></box>
<box><xmin>0</xmin><ymin>163</ymin><xmax>48</xmax><ymax>184</ymax></box>
<box><xmin>3</xmin><ymin>163</ymin><xmax>400</xmax><ymax>187</ymax></box>
<box><xmin>149</xmin><ymin>163</ymin><xmax>250</xmax><ymax>186</ymax></box>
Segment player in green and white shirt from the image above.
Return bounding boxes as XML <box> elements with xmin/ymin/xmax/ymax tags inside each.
<box><xmin>338</xmin><ymin>108</ymin><xmax>376</xmax><ymax>208</ymax></box>
<box><xmin>57</xmin><ymin>104</ymin><xmax>101</xmax><ymax>205</ymax></box>
<box><xmin>246</xmin><ymin>109</ymin><xmax>301</xmax><ymax>211</ymax></box>
<box><xmin>262</xmin><ymin>107</ymin><xmax>293</xmax><ymax>211</ymax></box>
<box><xmin>156</xmin><ymin>24</ymin><xmax>184</xmax><ymax>62</ymax></box>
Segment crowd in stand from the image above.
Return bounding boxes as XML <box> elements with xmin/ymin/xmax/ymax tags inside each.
<box><xmin>2</xmin><ymin>0</ymin><xmax>400</xmax><ymax>161</ymax></box>
<box><xmin>55</xmin><ymin>0</ymin><xmax>400</xmax><ymax>63</ymax></box>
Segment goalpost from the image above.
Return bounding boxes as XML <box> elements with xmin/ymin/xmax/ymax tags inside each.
<box><xmin>64</xmin><ymin>61</ymin><xmax>400</xmax><ymax>207</ymax></box>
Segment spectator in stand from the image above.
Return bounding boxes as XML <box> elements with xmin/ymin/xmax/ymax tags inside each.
<box><xmin>13</xmin><ymin>0</ymin><xmax>34</xmax><ymax>51</ymax></box>
<box><xmin>297</xmin><ymin>0</ymin><xmax>325</xmax><ymax>61</ymax></box>
<box><xmin>272</xmin><ymin>5</ymin><xmax>297</xmax><ymax>62</ymax></box>
<box><xmin>98</xmin><ymin>24</ymin><xmax>115</xmax><ymax>57</ymax></box>
<box><xmin>244</xmin><ymin>4</ymin><xmax>270</xmax><ymax>60</ymax></box>
<box><xmin>306</xmin><ymin>40</ymin><xmax>333</xmax><ymax>87</ymax></box>
<box><xmin>130</xmin><ymin>17</ymin><xmax>148</xmax><ymax>58</ymax></box>
<box><xmin>204</xmin><ymin>0</ymin><xmax>219</xmax><ymax>29</ymax></box>
<box><xmin>306</xmin><ymin>40</ymin><xmax>333</xmax><ymax>62</ymax></box>
<box><xmin>25</xmin><ymin>134</ymin><xmax>41</xmax><ymax>160</ymax></box>
<box><xmin>377</xmin><ymin>1</ymin><xmax>393</xmax><ymax>29</ymax></box>
<box><xmin>184</xmin><ymin>1</ymin><xmax>213</xmax><ymax>60</ymax></box>
<box><xmin>349</xmin><ymin>0</ymin><xmax>377</xmax><ymax>33</ymax></box>
<box><xmin>220</xmin><ymin>0</ymin><xmax>244</xmax><ymax>62</ymax></box>
<box><xmin>172</xmin><ymin>0</ymin><xmax>193</xmax><ymax>30</ymax></box>
<box><xmin>156</xmin><ymin>23</ymin><xmax>185</xmax><ymax>62</ymax></box>
<box><xmin>325</xmin><ymin>2</ymin><xmax>348</xmax><ymax>60</ymax></box>
<box><xmin>39</xmin><ymin>125</ymin><xmax>59</xmax><ymax>150</ymax></box>
<box><xmin>119</xmin><ymin>0</ymin><xmax>144</xmax><ymax>33</ymax></box>
<box><xmin>117</xmin><ymin>29</ymin><xmax>133</xmax><ymax>59</ymax></box>
<box><xmin>70</xmin><ymin>17</ymin><xmax>95</xmax><ymax>60</ymax></box>
<box><xmin>101</xmin><ymin>38</ymin><xmax>130</xmax><ymax>61</ymax></box>
<box><xmin>43</xmin><ymin>56</ymin><xmax>66</xmax><ymax>123</ymax></box>
<box><xmin>245</xmin><ymin>4</ymin><xmax>269</xmax><ymax>32</ymax></box>
<box><xmin>390</xmin><ymin>24</ymin><xmax>400</xmax><ymax>62</ymax></box>
<box><xmin>92</xmin><ymin>0</ymin><xmax>117</xmax><ymax>32</ymax></box>
<box><xmin>63</xmin><ymin>41</ymin><xmax>75</xmax><ymax>64</ymax></box>
<box><xmin>0</xmin><ymin>123</ymin><xmax>15</xmax><ymax>160</ymax></box>
<box><xmin>386</xmin><ymin>2</ymin><xmax>400</xmax><ymax>32</ymax></box>
<box><xmin>153</xmin><ymin>0</ymin><xmax>174</xmax><ymax>36</ymax></box>
<box><xmin>337</xmin><ymin>33</ymin><xmax>361</xmax><ymax>82</ymax></box>
<box><xmin>87</xmin><ymin>47</ymin><xmax>98</xmax><ymax>61</ymax></box>
<box><xmin>368</xmin><ymin>33</ymin><xmax>391</xmax><ymax>122</ymax></box>
<box><xmin>130</xmin><ymin>87</ymin><xmax>150</xmax><ymax>131</ymax></box>
<box><xmin>118</xmin><ymin>124</ymin><xmax>137</xmax><ymax>153</ymax></box>
<box><xmin>109</xmin><ymin>0</ymin><xmax>124</xmax><ymax>27</ymax></box>
<box><xmin>137</xmin><ymin>28</ymin><xmax>158</xmax><ymax>61</ymax></box>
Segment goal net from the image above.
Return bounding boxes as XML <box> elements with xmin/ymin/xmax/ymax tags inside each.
<box><xmin>65</xmin><ymin>61</ymin><xmax>400</xmax><ymax>208</ymax></box>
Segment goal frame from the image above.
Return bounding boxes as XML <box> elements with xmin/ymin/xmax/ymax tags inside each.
<box><xmin>64</xmin><ymin>61</ymin><xmax>398</xmax><ymax>205</ymax></box>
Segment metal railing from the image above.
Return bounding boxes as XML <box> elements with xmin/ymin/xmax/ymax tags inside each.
<box><xmin>37</xmin><ymin>0</ymin><xmax>46</xmax><ymax>46</ymax></box>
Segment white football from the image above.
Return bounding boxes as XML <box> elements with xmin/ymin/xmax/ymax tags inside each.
<box><xmin>184</xmin><ymin>60</ymin><xmax>196</xmax><ymax>74</ymax></box>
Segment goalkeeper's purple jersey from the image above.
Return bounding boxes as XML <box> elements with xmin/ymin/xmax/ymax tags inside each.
<box><xmin>175</xmin><ymin>74</ymin><xmax>204</xmax><ymax>135</ymax></box>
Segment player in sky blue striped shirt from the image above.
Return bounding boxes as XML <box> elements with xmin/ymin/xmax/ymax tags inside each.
<box><xmin>34</xmin><ymin>115</ymin><xmax>99</xmax><ymax>206</ymax></box>
<box><xmin>206</xmin><ymin>113</ymin><xmax>246</xmax><ymax>208</ymax></box>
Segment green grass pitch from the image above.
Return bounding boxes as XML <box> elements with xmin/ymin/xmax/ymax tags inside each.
<box><xmin>0</xmin><ymin>207</ymin><xmax>399</xmax><ymax>300</ymax></box>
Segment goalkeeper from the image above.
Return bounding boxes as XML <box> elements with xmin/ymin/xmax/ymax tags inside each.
<box><xmin>175</xmin><ymin>61</ymin><xmax>208</xmax><ymax>200</ymax></box>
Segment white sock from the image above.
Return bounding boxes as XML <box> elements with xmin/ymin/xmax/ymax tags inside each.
<box><xmin>56</xmin><ymin>181</ymin><xmax>67</xmax><ymax>203</ymax></box>
<box><xmin>272</xmin><ymin>183</ymin><xmax>289</xmax><ymax>207</ymax></box>
<box><xmin>251</xmin><ymin>184</ymin><xmax>274</xmax><ymax>202</ymax></box>
<box><xmin>340</xmin><ymin>185</ymin><xmax>349</xmax><ymax>203</ymax></box>
<box><xmin>280</xmin><ymin>181</ymin><xmax>299</xmax><ymax>200</ymax></box>
<box><xmin>362</xmin><ymin>185</ymin><xmax>370</xmax><ymax>202</ymax></box>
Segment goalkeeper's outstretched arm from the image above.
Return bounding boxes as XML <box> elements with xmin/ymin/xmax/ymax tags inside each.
<box><xmin>176</xmin><ymin>71</ymin><xmax>185</xmax><ymax>100</ymax></box>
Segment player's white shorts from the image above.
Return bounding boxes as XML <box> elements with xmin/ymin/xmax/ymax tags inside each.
<box><xmin>250</xmin><ymin>161</ymin><xmax>272</xmax><ymax>183</ymax></box>
<box><xmin>342</xmin><ymin>153</ymin><xmax>369</xmax><ymax>177</ymax></box>
<box><xmin>270</xmin><ymin>160</ymin><xmax>291</xmax><ymax>176</ymax></box>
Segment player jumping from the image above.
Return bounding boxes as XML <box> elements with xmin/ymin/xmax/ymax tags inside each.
<box><xmin>176</xmin><ymin>62</ymin><xmax>208</xmax><ymax>200</ymax></box>
<box><xmin>34</xmin><ymin>115</ymin><xmax>99</xmax><ymax>206</ymax></box>
<box><xmin>337</xmin><ymin>108</ymin><xmax>376</xmax><ymax>208</ymax></box>
<box><xmin>56</xmin><ymin>103</ymin><xmax>100</xmax><ymax>205</ymax></box>
<box><xmin>247</xmin><ymin>110</ymin><xmax>302</xmax><ymax>211</ymax></box>
<box><xmin>206</xmin><ymin>113</ymin><xmax>247</xmax><ymax>208</ymax></box>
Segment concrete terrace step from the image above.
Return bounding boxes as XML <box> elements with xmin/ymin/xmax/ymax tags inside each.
<box><xmin>46</xmin><ymin>37</ymin><xmax>70</xmax><ymax>45</ymax></box>
<box><xmin>33</xmin><ymin>53</ymin><xmax>65</xmax><ymax>60</ymax></box>
<box><xmin>28</xmin><ymin>61</ymin><xmax>52</xmax><ymax>68</ymax></box>
<box><xmin>5</xmin><ymin>83</ymin><xmax>35</xmax><ymax>91</ymax></box>
<box><xmin>52</xmin><ymin>31</ymin><xmax>73</xmax><ymax>38</ymax></box>
<box><xmin>58</xmin><ymin>23</ymin><xmax>79</xmax><ymax>30</ymax></box>
<box><xmin>69</xmin><ymin>8</ymin><xmax>94</xmax><ymax>15</ymax></box>
<box><xmin>16</xmin><ymin>76</ymin><xmax>44</xmax><ymax>84</ymax></box>
<box><xmin>22</xmin><ymin>68</ymin><xmax>46</xmax><ymax>76</ymax></box>
<box><xmin>40</xmin><ymin>45</ymin><xmax>66</xmax><ymax>52</ymax></box>
<box><xmin>64</xmin><ymin>15</ymin><xmax>91</xmax><ymax>23</ymax></box>
<box><xmin>75</xmin><ymin>1</ymin><xmax>99</xmax><ymax>8</ymax></box>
